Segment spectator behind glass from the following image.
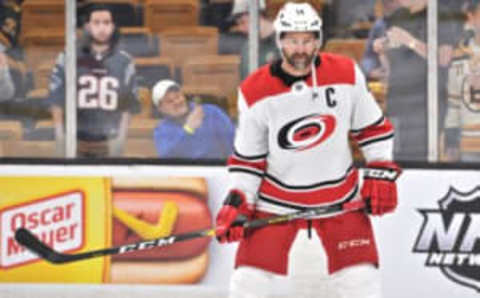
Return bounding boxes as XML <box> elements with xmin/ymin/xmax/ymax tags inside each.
<box><xmin>444</xmin><ymin>0</ymin><xmax>480</xmax><ymax>162</ymax></box>
<box><xmin>0</xmin><ymin>51</ymin><xmax>14</xmax><ymax>102</ymax></box>
<box><xmin>361</xmin><ymin>0</ymin><xmax>402</xmax><ymax>81</ymax></box>
<box><xmin>330</xmin><ymin>0</ymin><xmax>376</xmax><ymax>37</ymax></box>
<box><xmin>0</xmin><ymin>0</ymin><xmax>22</xmax><ymax>48</ymax></box>
<box><xmin>152</xmin><ymin>80</ymin><xmax>234</xmax><ymax>160</ymax></box>
<box><xmin>218</xmin><ymin>0</ymin><xmax>267</xmax><ymax>55</ymax></box>
<box><xmin>0</xmin><ymin>0</ymin><xmax>32</xmax><ymax>127</ymax></box>
<box><xmin>380</xmin><ymin>0</ymin><xmax>460</xmax><ymax>161</ymax></box>
<box><xmin>199</xmin><ymin>0</ymin><xmax>235</xmax><ymax>33</ymax></box>
<box><xmin>48</xmin><ymin>4</ymin><xmax>140</xmax><ymax>158</ymax></box>
<box><xmin>0</xmin><ymin>0</ymin><xmax>24</xmax><ymax>103</ymax></box>
<box><xmin>230</xmin><ymin>0</ymin><xmax>278</xmax><ymax>80</ymax></box>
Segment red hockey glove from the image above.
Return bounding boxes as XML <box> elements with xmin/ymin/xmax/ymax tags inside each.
<box><xmin>361</xmin><ymin>161</ymin><xmax>402</xmax><ymax>216</ymax></box>
<box><xmin>215</xmin><ymin>190</ymin><xmax>251</xmax><ymax>243</ymax></box>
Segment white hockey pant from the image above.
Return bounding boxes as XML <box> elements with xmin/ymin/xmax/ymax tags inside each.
<box><xmin>229</xmin><ymin>229</ymin><xmax>381</xmax><ymax>298</ymax></box>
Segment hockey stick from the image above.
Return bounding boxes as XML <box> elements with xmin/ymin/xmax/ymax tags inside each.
<box><xmin>14</xmin><ymin>200</ymin><xmax>365</xmax><ymax>264</ymax></box>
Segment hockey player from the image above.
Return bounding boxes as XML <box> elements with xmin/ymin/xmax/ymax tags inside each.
<box><xmin>444</xmin><ymin>0</ymin><xmax>480</xmax><ymax>162</ymax></box>
<box><xmin>215</xmin><ymin>2</ymin><xmax>401</xmax><ymax>298</ymax></box>
<box><xmin>48</xmin><ymin>4</ymin><xmax>139</xmax><ymax>157</ymax></box>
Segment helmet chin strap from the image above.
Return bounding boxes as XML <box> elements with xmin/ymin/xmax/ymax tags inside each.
<box><xmin>311</xmin><ymin>54</ymin><xmax>319</xmax><ymax>101</ymax></box>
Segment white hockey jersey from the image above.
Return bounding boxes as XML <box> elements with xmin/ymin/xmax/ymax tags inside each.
<box><xmin>445</xmin><ymin>35</ymin><xmax>480</xmax><ymax>146</ymax></box>
<box><xmin>227</xmin><ymin>53</ymin><xmax>394</xmax><ymax>215</ymax></box>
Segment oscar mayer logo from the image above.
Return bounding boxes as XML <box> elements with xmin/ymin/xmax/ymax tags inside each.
<box><xmin>413</xmin><ymin>187</ymin><xmax>480</xmax><ymax>291</ymax></box>
<box><xmin>0</xmin><ymin>191</ymin><xmax>85</xmax><ymax>268</ymax></box>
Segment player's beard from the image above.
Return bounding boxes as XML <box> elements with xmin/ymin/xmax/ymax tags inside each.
<box><xmin>284</xmin><ymin>51</ymin><xmax>316</xmax><ymax>71</ymax></box>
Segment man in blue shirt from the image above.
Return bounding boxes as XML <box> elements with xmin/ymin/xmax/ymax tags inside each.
<box><xmin>152</xmin><ymin>79</ymin><xmax>234</xmax><ymax>159</ymax></box>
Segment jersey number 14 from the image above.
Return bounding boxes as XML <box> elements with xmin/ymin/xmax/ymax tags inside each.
<box><xmin>78</xmin><ymin>75</ymin><xmax>119</xmax><ymax>111</ymax></box>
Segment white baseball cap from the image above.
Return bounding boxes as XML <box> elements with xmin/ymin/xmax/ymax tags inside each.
<box><xmin>230</xmin><ymin>0</ymin><xmax>266</xmax><ymax>18</ymax></box>
<box><xmin>152</xmin><ymin>79</ymin><xmax>180</xmax><ymax>106</ymax></box>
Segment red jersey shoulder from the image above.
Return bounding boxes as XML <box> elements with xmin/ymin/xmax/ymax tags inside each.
<box><xmin>240</xmin><ymin>64</ymin><xmax>290</xmax><ymax>108</ymax></box>
<box><xmin>316</xmin><ymin>53</ymin><xmax>355</xmax><ymax>86</ymax></box>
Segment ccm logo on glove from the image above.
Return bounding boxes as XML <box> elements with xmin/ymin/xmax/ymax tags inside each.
<box><xmin>361</xmin><ymin>161</ymin><xmax>402</xmax><ymax>216</ymax></box>
<box><xmin>363</xmin><ymin>168</ymin><xmax>400</xmax><ymax>181</ymax></box>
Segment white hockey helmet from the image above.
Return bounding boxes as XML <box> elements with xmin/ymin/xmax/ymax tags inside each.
<box><xmin>273</xmin><ymin>2</ymin><xmax>323</xmax><ymax>48</ymax></box>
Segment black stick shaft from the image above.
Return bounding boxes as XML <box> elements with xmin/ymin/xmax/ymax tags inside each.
<box><xmin>15</xmin><ymin>200</ymin><xmax>364</xmax><ymax>264</ymax></box>
<box><xmin>15</xmin><ymin>227</ymin><xmax>215</xmax><ymax>264</ymax></box>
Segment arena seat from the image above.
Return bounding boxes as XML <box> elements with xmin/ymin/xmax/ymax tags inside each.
<box><xmin>159</xmin><ymin>26</ymin><xmax>218</xmax><ymax>69</ymax></box>
<box><xmin>22</xmin><ymin>28</ymin><xmax>64</xmax><ymax>80</ymax></box>
<box><xmin>368</xmin><ymin>81</ymin><xmax>387</xmax><ymax>111</ymax></box>
<box><xmin>133</xmin><ymin>86</ymin><xmax>153</xmax><ymax>119</ymax></box>
<box><xmin>119</xmin><ymin>27</ymin><xmax>157</xmax><ymax>57</ymax></box>
<box><xmin>323</xmin><ymin>39</ymin><xmax>367</xmax><ymax>64</ymax></box>
<box><xmin>134</xmin><ymin>56</ymin><xmax>175</xmax><ymax>88</ymax></box>
<box><xmin>26</xmin><ymin>89</ymin><xmax>49</xmax><ymax>101</ymax></box>
<box><xmin>123</xmin><ymin>137</ymin><xmax>157</xmax><ymax>157</ymax></box>
<box><xmin>35</xmin><ymin>120</ymin><xmax>54</xmax><ymax>128</ymax></box>
<box><xmin>0</xmin><ymin>121</ymin><xmax>23</xmax><ymax>140</ymax></box>
<box><xmin>1</xmin><ymin>140</ymin><xmax>56</xmax><ymax>157</ymax></box>
<box><xmin>144</xmin><ymin>0</ymin><xmax>199</xmax><ymax>32</ymax></box>
<box><xmin>22</xmin><ymin>119</ymin><xmax>55</xmax><ymax>141</ymax></box>
<box><xmin>21</xmin><ymin>1</ymin><xmax>65</xmax><ymax>34</ymax></box>
<box><xmin>460</xmin><ymin>126</ymin><xmax>480</xmax><ymax>153</ymax></box>
<box><xmin>182</xmin><ymin>55</ymin><xmax>240</xmax><ymax>117</ymax></box>
<box><xmin>33</xmin><ymin>61</ymin><xmax>55</xmax><ymax>90</ymax></box>
<box><xmin>127</xmin><ymin>118</ymin><xmax>158</xmax><ymax>139</ymax></box>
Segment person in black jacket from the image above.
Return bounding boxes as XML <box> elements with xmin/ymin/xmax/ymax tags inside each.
<box><xmin>48</xmin><ymin>4</ymin><xmax>140</xmax><ymax>157</ymax></box>
<box><xmin>378</xmin><ymin>0</ymin><xmax>463</xmax><ymax>161</ymax></box>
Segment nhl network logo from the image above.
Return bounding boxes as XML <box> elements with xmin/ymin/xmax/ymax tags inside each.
<box><xmin>413</xmin><ymin>187</ymin><xmax>480</xmax><ymax>291</ymax></box>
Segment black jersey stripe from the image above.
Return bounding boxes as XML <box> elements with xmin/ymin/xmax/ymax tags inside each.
<box><xmin>228</xmin><ymin>167</ymin><xmax>265</xmax><ymax>178</ymax></box>
<box><xmin>258</xmin><ymin>184</ymin><xmax>359</xmax><ymax>210</ymax></box>
<box><xmin>264</xmin><ymin>164</ymin><xmax>355</xmax><ymax>190</ymax></box>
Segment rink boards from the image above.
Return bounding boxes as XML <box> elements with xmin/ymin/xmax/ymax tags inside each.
<box><xmin>0</xmin><ymin>165</ymin><xmax>478</xmax><ymax>298</ymax></box>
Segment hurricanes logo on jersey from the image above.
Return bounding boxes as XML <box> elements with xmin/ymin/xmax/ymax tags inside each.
<box><xmin>278</xmin><ymin>114</ymin><xmax>336</xmax><ymax>151</ymax></box>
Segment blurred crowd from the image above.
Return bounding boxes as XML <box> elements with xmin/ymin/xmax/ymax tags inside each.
<box><xmin>0</xmin><ymin>0</ymin><xmax>477</xmax><ymax>163</ymax></box>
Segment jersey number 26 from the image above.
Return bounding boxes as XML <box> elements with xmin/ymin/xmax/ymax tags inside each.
<box><xmin>78</xmin><ymin>75</ymin><xmax>119</xmax><ymax>111</ymax></box>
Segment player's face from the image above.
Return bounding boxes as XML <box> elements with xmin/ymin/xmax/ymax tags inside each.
<box><xmin>87</xmin><ymin>11</ymin><xmax>114</xmax><ymax>45</ymax></box>
<box><xmin>158</xmin><ymin>91</ymin><xmax>189</xmax><ymax>118</ymax></box>
<box><xmin>280</xmin><ymin>32</ymin><xmax>318</xmax><ymax>72</ymax></box>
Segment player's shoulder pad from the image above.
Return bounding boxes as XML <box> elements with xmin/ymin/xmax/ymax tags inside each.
<box><xmin>315</xmin><ymin>53</ymin><xmax>355</xmax><ymax>86</ymax></box>
<box><xmin>240</xmin><ymin>64</ymin><xmax>290</xmax><ymax>108</ymax></box>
